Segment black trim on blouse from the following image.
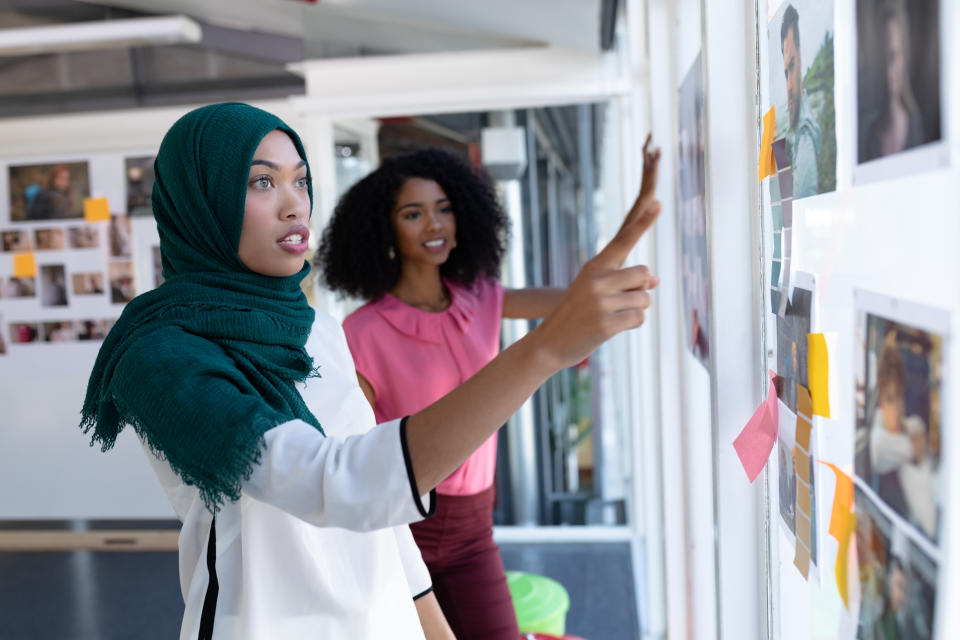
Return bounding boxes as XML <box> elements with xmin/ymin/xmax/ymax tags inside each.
<box><xmin>399</xmin><ymin>416</ymin><xmax>437</xmax><ymax>519</ymax></box>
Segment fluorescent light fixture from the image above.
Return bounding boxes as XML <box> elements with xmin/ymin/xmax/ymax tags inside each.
<box><xmin>0</xmin><ymin>15</ymin><xmax>202</xmax><ymax>56</ymax></box>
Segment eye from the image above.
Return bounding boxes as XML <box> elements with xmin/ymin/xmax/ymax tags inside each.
<box><xmin>404</xmin><ymin>210</ymin><xmax>420</xmax><ymax>220</ymax></box>
<box><xmin>440</xmin><ymin>206</ymin><xmax>454</xmax><ymax>215</ymax></box>
<box><xmin>295</xmin><ymin>176</ymin><xmax>310</xmax><ymax>189</ymax></box>
<box><xmin>250</xmin><ymin>176</ymin><xmax>272</xmax><ymax>190</ymax></box>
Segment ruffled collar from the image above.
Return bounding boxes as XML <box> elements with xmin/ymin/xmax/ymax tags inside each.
<box><xmin>375</xmin><ymin>279</ymin><xmax>478</xmax><ymax>344</ymax></box>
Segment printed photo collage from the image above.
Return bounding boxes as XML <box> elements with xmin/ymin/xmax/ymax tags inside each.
<box><xmin>1</xmin><ymin>155</ymin><xmax>158</xmax><ymax>353</ymax></box>
<box><xmin>761</xmin><ymin>1</ymin><xmax>947</xmax><ymax>633</ymax></box>
<box><xmin>852</xmin><ymin>291</ymin><xmax>945</xmax><ymax>640</ymax></box>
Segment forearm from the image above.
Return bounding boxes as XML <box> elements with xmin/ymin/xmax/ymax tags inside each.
<box><xmin>406</xmin><ymin>329</ymin><xmax>556</xmax><ymax>493</ymax></box>
<box><xmin>415</xmin><ymin>592</ymin><xmax>456</xmax><ymax>640</ymax></box>
<box><xmin>502</xmin><ymin>287</ymin><xmax>566</xmax><ymax>319</ymax></box>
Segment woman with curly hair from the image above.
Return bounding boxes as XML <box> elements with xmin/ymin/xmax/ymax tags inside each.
<box><xmin>319</xmin><ymin>140</ymin><xmax>660</xmax><ymax>638</ymax></box>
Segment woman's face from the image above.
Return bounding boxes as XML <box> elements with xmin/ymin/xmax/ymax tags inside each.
<box><xmin>237</xmin><ymin>130</ymin><xmax>311</xmax><ymax>277</ymax></box>
<box><xmin>885</xmin><ymin>16</ymin><xmax>906</xmax><ymax>100</ymax></box>
<box><xmin>52</xmin><ymin>168</ymin><xmax>71</xmax><ymax>192</ymax></box>
<box><xmin>391</xmin><ymin>178</ymin><xmax>456</xmax><ymax>268</ymax></box>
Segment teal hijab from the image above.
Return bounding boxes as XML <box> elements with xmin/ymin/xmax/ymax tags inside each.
<box><xmin>81</xmin><ymin>103</ymin><xmax>322</xmax><ymax>511</ymax></box>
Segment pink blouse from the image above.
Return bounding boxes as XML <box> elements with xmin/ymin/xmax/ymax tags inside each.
<box><xmin>342</xmin><ymin>278</ymin><xmax>504</xmax><ymax>496</ymax></box>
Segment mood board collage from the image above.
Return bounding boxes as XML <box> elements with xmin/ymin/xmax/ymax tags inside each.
<box><xmin>679</xmin><ymin>0</ymin><xmax>949</xmax><ymax>637</ymax></box>
<box><xmin>0</xmin><ymin>154</ymin><xmax>159</xmax><ymax>356</ymax></box>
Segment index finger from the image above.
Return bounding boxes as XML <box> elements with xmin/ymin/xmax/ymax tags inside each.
<box><xmin>592</xmin><ymin>200</ymin><xmax>661</xmax><ymax>270</ymax></box>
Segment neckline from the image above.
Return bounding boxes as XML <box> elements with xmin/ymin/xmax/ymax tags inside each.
<box><xmin>384</xmin><ymin>280</ymin><xmax>455</xmax><ymax>315</ymax></box>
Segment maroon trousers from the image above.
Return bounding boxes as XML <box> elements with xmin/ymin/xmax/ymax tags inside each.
<box><xmin>410</xmin><ymin>486</ymin><xmax>520</xmax><ymax>640</ymax></box>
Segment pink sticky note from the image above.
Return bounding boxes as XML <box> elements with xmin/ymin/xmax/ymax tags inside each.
<box><xmin>733</xmin><ymin>370</ymin><xmax>780</xmax><ymax>483</ymax></box>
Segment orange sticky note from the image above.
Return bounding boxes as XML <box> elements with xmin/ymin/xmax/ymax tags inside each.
<box><xmin>84</xmin><ymin>197</ymin><xmax>110</xmax><ymax>222</ymax></box>
<box><xmin>808</xmin><ymin>333</ymin><xmax>831</xmax><ymax>418</ymax></box>
<box><xmin>13</xmin><ymin>252</ymin><xmax>37</xmax><ymax>278</ymax></box>
<box><xmin>759</xmin><ymin>106</ymin><xmax>777</xmax><ymax>181</ymax></box>
<box><xmin>820</xmin><ymin>461</ymin><xmax>855</xmax><ymax>609</ymax></box>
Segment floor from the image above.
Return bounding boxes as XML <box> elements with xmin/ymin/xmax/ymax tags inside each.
<box><xmin>0</xmin><ymin>533</ymin><xmax>638</xmax><ymax>639</ymax></box>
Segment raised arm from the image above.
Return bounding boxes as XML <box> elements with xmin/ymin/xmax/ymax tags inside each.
<box><xmin>406</xmin><ymin>172</ymin><xmax>662</xmax><ymax>493</ymax></box>
<box><xmin>501</xmin><ymin>135</ymin><xmax>661</xmax><ymax>322</ymax></box>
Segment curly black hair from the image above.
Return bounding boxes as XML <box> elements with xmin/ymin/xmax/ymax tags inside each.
<box><xmin>317</xmin><ymin>148</ymin><xmax>509</xmax><ymax>301</ymax></box>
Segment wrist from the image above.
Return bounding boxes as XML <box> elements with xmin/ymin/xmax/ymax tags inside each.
<box><xmin>519</xmin><ymin>324</ymin><xmax>565</xmax><ymax>378</ymax></box>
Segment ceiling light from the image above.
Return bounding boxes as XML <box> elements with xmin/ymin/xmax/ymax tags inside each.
<box><xmin>0</xmin><ymin>15</ymin><xmax>202</xmax><ymax>56</ymax></box>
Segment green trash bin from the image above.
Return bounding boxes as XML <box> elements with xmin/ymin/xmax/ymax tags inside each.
<box><xmin>506</xmin><ymin>571</ymin><xmax>571</xmax><ymax>635</ymax></box>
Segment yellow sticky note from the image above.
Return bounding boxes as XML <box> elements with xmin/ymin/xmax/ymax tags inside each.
<box><xmin>808</xmin><ymin>333</ymin><xmax>831</xmax><ymax>418</ymax></box>
<box><xmin>13</xmin><ymin>252</ymin><xmax>37</xmax><ymax>278</ymax></box>
<box><xmin>759</xmin><ymin>106</ymin><xmax>777</xmax><ymax>181</ymax></box>
<box><xmin>820</xmin><ymin>461</ymin><xmax>855</xmax><ymax>609</ymax></box>
<box><xmin>84</xmin><ymin>197</ymin><xmax>110</xmax><ymax>222</ymax></box>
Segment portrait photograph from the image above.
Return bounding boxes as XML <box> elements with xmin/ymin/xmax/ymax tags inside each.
<box><xmin>854</xmin><ymin>291</ymin><xmax>946</xmax><ymax>546</ymax></box>
<box><xmin>76</xmin><ymin>319</ymin><xmax>108</xmax><ymax>341</ymax></box>
<box><xmin>110</xmin><ymin>214</ymin><xmax>132</xmax><ymax>258</ymax></box>
<box><xmin>42</xmin><ymin>321</ymin><xmax>76</xmax><ymax>343</ymax></box>
<box><xmin>39</xmin><ymin>264</ymin><xmax>69</xmax><ymax>308</ymax></box>
<box><xmin>1</xmin><ymin>230</ymin><xmax>33</xmax><ymax>252</ymax></box>
<box><xmin>8</xmin><ymin>161</ymin><xmax>90</xmax><ymax>222</ymax></box>
<box><xmin>4</xmin><ymin>277</ymin><xmax>36</xmax><ymax>298</ymax></box>
<box><xmin>855</xmin><ymin>486</ymin><xmax>937</xmax><ymax>640</ymax></box>
<box><xmin>767</xmin><ymin>0</ymin><xmax>837</xmax><ymax>199</ymax></box>
<box><xmin>72</xmin><ymin>272</ymin><xmax>105</xmax><ymax>296</ymax></box>
<box><xmin>68</xmin><ymin>225</ymin><xmax>100</xmax><ymax>249</ymax></box>
<box><xmin>34</xmin><ymin>227</ymin><xmax>66</xmax><ymax>251</ymax></box>
<box><xmin>9</xmin><ymin>322</ymin><xmax>39</xmax><ymax>344</ymax></box>
<box><xmin>125</xmin><ymin>156</ymin><xmax>156</xmax><ymax>217</ymax></box>
<box><xmin>109</xmin><ymin>261</ymin><xmax>135</xmax><ymax>304</ymax></box>
<box><xmin>857</xmin><ymin>0</ymin><xmax>941</xmax><ymax>165</ymax></box>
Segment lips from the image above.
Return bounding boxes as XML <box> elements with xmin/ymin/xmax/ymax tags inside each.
<box><xmin>423</xmin><ymin>237</ymin><xmax>447</xmax><ymax>252</ymax></box>
<box><xmin>278</xmin><ymin>224</ymin><xmax>310</xmax><ymax>254</ymax></box>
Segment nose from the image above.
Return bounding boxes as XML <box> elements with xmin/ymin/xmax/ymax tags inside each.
<box><xmin>425</xmin><ymin>209</ymin><xmax>442</xmax><ymax>231</ymax></box>
<box><xmin>280</xmin><ymin>185</ymin><xmax>309</xmax><ymax>221</ymax></box>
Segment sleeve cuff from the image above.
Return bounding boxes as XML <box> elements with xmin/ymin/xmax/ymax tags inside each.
<box><xmin>399</xmin><ymin>416</ymin><xmax>436</xmax><ymax>519</ymax></box>
<box><xmin>412</xmin><ymin>586</ymin><xmax>434</xmax><ymax>601</ymax></box>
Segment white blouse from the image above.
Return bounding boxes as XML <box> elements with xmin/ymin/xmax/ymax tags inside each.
<box><xmin>143</xmin><ymin>311</ymin><xmax>436</xmax><ymax>640</ymax></box>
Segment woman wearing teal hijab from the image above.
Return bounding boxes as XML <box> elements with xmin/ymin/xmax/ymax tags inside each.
<box><xmin>81</xmin><ymin>102</ymin><xmax>662</xmax><ymax>639</ymax></box>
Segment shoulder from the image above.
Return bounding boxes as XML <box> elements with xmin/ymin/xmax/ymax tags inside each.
<box><xmin>342</xmin><ymin>299</ymin><xmax>391</xmax><ymax>338</ymax></box>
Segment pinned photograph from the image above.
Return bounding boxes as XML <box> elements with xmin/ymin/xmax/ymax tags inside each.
<box><xmin>109</xmin><ymin>261</ymin><xmax>135</xmax><ymax>304</ymax></box>
<box><xmin>72</xmin><ymin>272</ymin><xmax>105</xmax><ymax>296</ymax></box>
<box><xmin>855</xmin><ymin>486</ymin><xmax>937</xmax><ymax>639</ymax></box>
<box><xmin>0</xmin><ymin>314</ymin><xmax>6</xmax><ymax>355</ymax></box>
<box><xmin>775</xmin><ymin>273</ymin><xmax>814</xmax><ymax>413</ymax></box>
<box><xmin>110</xmin><ymin>214</ymin><xmax>133</xmax><ymax>258</ymax></box>
<box><xmin>3</xmin><ymin>277</ymin><xmax>36</xmax><ymax>298</ymax></box>
<box><xmin>76</xmin><ymin>319</ymin><xmax>108</xmax><ymax>341</ymax></box>
<box><xmin>42</xmin><ymin>321</ymin><xmax>76</xmax><ymax>343</ymax></box>
<box><xmin>39</xmin><ymin>264</ymin><xmax>68</xmax><ymax>307</ymax></box>
<box><xmin>857</xmin><ymin>0</ymin><xmax>941</xmax><ymax>164</ymax></box>
<box><xmin>34</xmin><ymin>227</ymin><xmax>66</xmax><ymax>251</ymax></box>
<box><xmin>855</xmin><ymin>290</ymin><xmax>946</xmax><ymax>546</ymax></box>
<box><xmin>1</xmin><ymin>230</ymin><xmax>34</xmax><ymax>252</ymax></box>
<box><xmin>126</xmin><ymin>156</ymin><xmax>156</xmax><ymax>217</ymax></box>
<box><xmin>68</xmin><ymin>226</ymin><xmax>100</xmax><ymax>249</ymax></box>
<box><xmin>768</xmin><ymin>0</ymin><xmax>837</xmax><ymax>198</ymax></box>
<box><xmin>8</xmin><ymin>161</ymin><xmax>90</xmax><ymax>222</ymax></box>
<box><xmin>677</xmin><ymin>53</ymin><xmax>711</xmax><ymax>370</ymax></box>
<box><xmin>9</xmin><ymin>322</ymin><xmax>39</xmax><ymax>344</ymax></box>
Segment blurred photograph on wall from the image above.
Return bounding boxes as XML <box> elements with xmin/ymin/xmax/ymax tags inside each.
<box><xmin>109</xmin><ymin>214</ymin><xmax>132</xmax><ymax>258</ymax></box>
<box><xmin>1</xmin><ymin>230</ymin><xmax>33</xmax><ymax>252</ymax></box>
<box><xmin>857</xmin><ymin>0</ymin><xmax>941</xmax><ymax>165</ymax></box>
<box><xmin>4</xmin><ymin>277</ymin><xmax>36</xmax><ymax>298</ymax></box>
<box><xmin>9</xmin><ymin>322</ymin><xmax>39</xmax><ymax>344</ymax></box>
<box><xmin>39</xmin><ymin>264</ymin><xmax>68</xmax><ymax>308</ymax></box>
<box><xmin>0</xmin><ymin>314</ymin><xmax>6</xmax><ymax>355</ymax></box>
<box><xmin>855</xmin><ymin>486</ymin><xmax>937</xmax><ymax>640</ymax></box>
<box><xmin>125</xmin><ymin>156</ymin><xmax>155</xmax><ymax>217</ymax></box>
<box><xmin>854</xmin><ymin>291</ymin><xmax>945</xmax><ymax>546</ymax></box>
<box><xmin>68</xmin><ymin>226</ymin><xmax>100</xmax><ymax>249</ymax></box>
<box><xmin>8</xmin><ymin>161</ymin><xmax>90</xmax><ymax>222</ymax></box>
<box><xmin>42</xmin><ymin>321</ymin><xmax>76</xmax><ymax>343</ymax></box>
<box><xmin>76</xmin><ymin>319</ymin><xmax>108</xmax><ymax>341</ymax></box>
<box><xmin>34</xmin><ymin>227</ymin><xmax>66</xmax><ymax>251</ymax></box>
<box><xmin>109</xmin><ymin>261</ymin><xmax>135</xmax><ymax>304</ymax></box>
<box><xmin>767</xmin><ymin>0</ymin><xmax>837</xmax><ymax>198</ymax></box>
<box><xmin>677</xmin><ymin>53</ymin><xmax>711</xmax><ymax>370</ymax></box>
<box><xmin>72</xmin><ymin>272</ymin><xmax>105</xmax><ymax>296</ymax></box>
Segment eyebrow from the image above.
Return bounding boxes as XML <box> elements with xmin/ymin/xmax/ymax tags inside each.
<box><xmin>250</xmin><ymin>159</ymin><xmax>307</xmax><ymax>171</ymax></box>
<box><xmin>396</xmin><ymin>198</ymin><xmax>450</xmax><ymax>212</ymax></box>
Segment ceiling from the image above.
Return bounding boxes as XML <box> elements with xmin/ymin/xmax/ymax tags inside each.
<box><xmin>0</xmin><ymin>0</ymin><xmax>618</xmax><ymax>118</ymax></box>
